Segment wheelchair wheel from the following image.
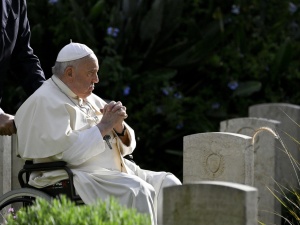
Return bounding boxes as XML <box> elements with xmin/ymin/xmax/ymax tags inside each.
<box><xmin>0</xmin><ymin>188</ymin><xmax>52</xmax><ymax>223</ymax></box>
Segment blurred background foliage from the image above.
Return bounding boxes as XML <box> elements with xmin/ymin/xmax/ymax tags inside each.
<box><xmin>4</xmin><ymin>0</ymin><xmax>300</xmax><ymax>181</ymax></box>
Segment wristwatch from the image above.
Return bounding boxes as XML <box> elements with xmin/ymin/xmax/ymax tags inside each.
<box><xmin>114</xmin><ymin>126</ymin><xmax>127</xmax><ymax>136</ymax></box>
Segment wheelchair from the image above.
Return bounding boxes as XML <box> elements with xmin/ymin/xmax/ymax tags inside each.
<box><xmin>0</xmin><ymin>154</ymin><xmax>135</xmax><ymax>222</ymax></box>
<box><xmin>0</xmin><ymin>160</ymin><xmax>82</xmax><ymax>222</ymax></box>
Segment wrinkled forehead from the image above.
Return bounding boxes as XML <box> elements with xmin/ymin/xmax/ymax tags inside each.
<box><xmin>78</xmin><ymin>54</ymin><xmax>99</xmax><ymax>70</ymax></box>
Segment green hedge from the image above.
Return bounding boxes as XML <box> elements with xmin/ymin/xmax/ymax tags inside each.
<box><xmin>6</xmin><ymin>196</ymin><xmax>150</xmax><ymax>225</ymax></box>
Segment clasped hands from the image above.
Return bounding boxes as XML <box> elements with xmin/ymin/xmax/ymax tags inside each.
<box><xmin>98</xmin><ymin>101</ymin><xmax>127</xmax><ymax>136</ymax></box>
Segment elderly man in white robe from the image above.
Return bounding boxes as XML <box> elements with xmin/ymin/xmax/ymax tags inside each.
<box><xmin>14</xmin><ymin>42</ymin><xmax>181</xmax><ymax>225</ymax></box>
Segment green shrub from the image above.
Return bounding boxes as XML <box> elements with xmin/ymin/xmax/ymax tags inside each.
<box><xmin>6</xmin><ymin>196</ymin><xmax>151</xmax><ymax>225</ymax></box>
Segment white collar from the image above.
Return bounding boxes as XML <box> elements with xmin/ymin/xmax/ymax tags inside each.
<box><xmin>51</xmin><ymin>75</ymin><xmax>78</xmax><ymax>99</ymax></box>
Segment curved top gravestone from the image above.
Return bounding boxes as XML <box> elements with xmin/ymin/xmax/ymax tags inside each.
<box><xmin>183</xmin><ymin>132</ymin><xmax>253</xmax><ymax>185</ymax></box>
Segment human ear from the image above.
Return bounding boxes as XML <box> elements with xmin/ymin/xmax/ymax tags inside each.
<box><xmin>65</xmin><ymin>66</ymin><xmax>73</xmax><ymax>77</ymax></box>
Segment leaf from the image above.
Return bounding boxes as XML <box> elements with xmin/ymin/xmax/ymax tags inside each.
<box><xmin>165</xmin><ymin>149</ymin><xmax>183</xmax><ymax>156</ymax></box>
<box><xmin>89</xmin><ymin>0</ymin><xmax>105</xmax><ymax>20</ymax></box>
<box><xmin>166</xmin><ymin>20</ymin><xmax>227</xmax><ymax>67</ymax></box>
<box><xmin>232</xmin><ymin>81</ymin><xmax>262</xmax><ymax>97</ymax></box>
<box><xmin>139</xmin><ymin>0</ymin><xmax>164</xmax><ymax>41</ymax></box>
<box><xmin>142</xmin><ymin>69</ymin><xmax>177</xmax><ymax>84</ymax></box>
<box><xmin>122</xmin><ymin>0</ymin><xmax>141</xmax><ymax>17</ymax></box>
<box><xmin>270</xmin><ymin>38</ymin><xmax>293</xmax><ymax>80</ymax></box>
<box><xmin>158</xmin><ymin>0</ymin><xmax>184</xmax><ymax>44</ymax></box>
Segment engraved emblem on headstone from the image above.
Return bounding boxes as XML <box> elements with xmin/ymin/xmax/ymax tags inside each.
<box><xmin>203</xmin><ymin>152</ymin><xmax>225</xmax><ymax>178</ymax></box>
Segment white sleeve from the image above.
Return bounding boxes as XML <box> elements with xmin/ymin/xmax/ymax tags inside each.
<box><xmin>116</xmin><ymin>123</ymin><xmax>136</xmax><ymax>156</ymax></box>
<box><xmin>61</xmin><ymin>126</ymin><xmax>105</xmax><ymax>165</ymax></box>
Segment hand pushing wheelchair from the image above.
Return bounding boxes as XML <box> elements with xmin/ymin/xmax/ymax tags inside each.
<box><xmin>0</xmin><ymin>160</ymin><xmax>82</xmax><ymax>222</ymax></box>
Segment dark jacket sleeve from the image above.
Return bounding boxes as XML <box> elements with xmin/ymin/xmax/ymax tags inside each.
<box><xmin>10</xmin><ymin>0</ymin><xmax>45</xmax><ymax>96</ymax></box>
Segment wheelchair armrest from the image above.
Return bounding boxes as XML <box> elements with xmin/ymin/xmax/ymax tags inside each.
<box><xmin>23</xmin><ymin>161</ymin><xmax>67</xmax><ymax>170</ymax></box>
<box><xmin>18</xmin><ymin>160</ymin><xmax>80</xmax><ymax>202</ymax></box>
<box><xmin>123</xmin><ymin>154</ymin><xmax>135</xmax><ymax>163</ymax></box>
<box><xmin>18</xmin><ymin>160</ymin><xmax>74</xmax><ymax>189</ymax></box>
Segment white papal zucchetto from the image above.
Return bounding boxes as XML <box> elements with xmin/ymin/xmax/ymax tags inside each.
<box><xmin>56</xmin><ymin>42</ymin><xmax>94</xmax><ymax>62</ymax></box>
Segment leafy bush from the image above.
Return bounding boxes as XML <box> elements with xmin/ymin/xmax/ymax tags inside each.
<box><xmin>6</xmin><ymin>195</ymin><xmax>150</xmax><ymax>225</ymax></box>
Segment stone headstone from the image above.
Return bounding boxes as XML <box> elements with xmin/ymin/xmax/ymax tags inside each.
<box><xmin>220</xmin><ymin>117</ymin><xmax>284</xmax><ymax>225</ymax></box>
<box><xmin>0</xmin><ymin>136</ymin><xmax>12</xmax><ymax>196</ymax></box>
<box><xmin>249</xmin><ymin>103</ymin><xmax>300</xmax><ymax>186</ymax></box>
<box><xmin>11</xmin><ymin>134</ymin><xmax>24</xmax><ymax>190</ymax></box>
<box><xmin>183</xmin><ymin>132</ymin><xmax>253</xmax><ymax>185</ymax></box>
<box><xmin>163</xmin><ymin>181</ymin><xmax>258</xmax><ymax>225</ymax></box>
<box><xmin>0</xmin><ymin>135</ymin><xmax>23</xmax><ymax>197</ymax></box>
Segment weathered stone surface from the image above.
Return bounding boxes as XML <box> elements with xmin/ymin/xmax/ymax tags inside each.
<box><xmin>163</xmin><ymin>181</ymin><xmax>258</xmax><ymax>225</ymax></box>
<box><xmin>220</xmin><ymin>117</ymin><xmax>283</xmax><ymax>224</ymax></box>
<box><xmin>0</xmin><ymin>135</ymin><xmax>23</xmax><ymax>197</ymax></box>
<box><xmin>12</xmin><ymin>134</ymin><xmax>23</xmax><ymax>190</ymax></box>
<box><xmin>249</xmin><ymin>103</ymin><xmax>300</xmax><ymax>188</ymax></box>
<box><xmin>0</xmin><ymin>136</ymin><xmax>12</xmax><ymax>196</ymax></box>
<box><xmin>183</xmin><ymin>132</ymin><xmax>253</xmax><ymax>185</ymax></box>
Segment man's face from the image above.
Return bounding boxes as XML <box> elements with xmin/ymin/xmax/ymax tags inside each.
<box><xmin>69</xmin><ymin>54</ymin><xmax>99</xmax><ymax>99</ymax></box>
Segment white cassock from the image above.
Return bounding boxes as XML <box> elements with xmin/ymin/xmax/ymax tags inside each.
<box><xmin>15</xmin><ymin>75</ymin><xmax>181</xmax><ymax>225</ymax></box>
